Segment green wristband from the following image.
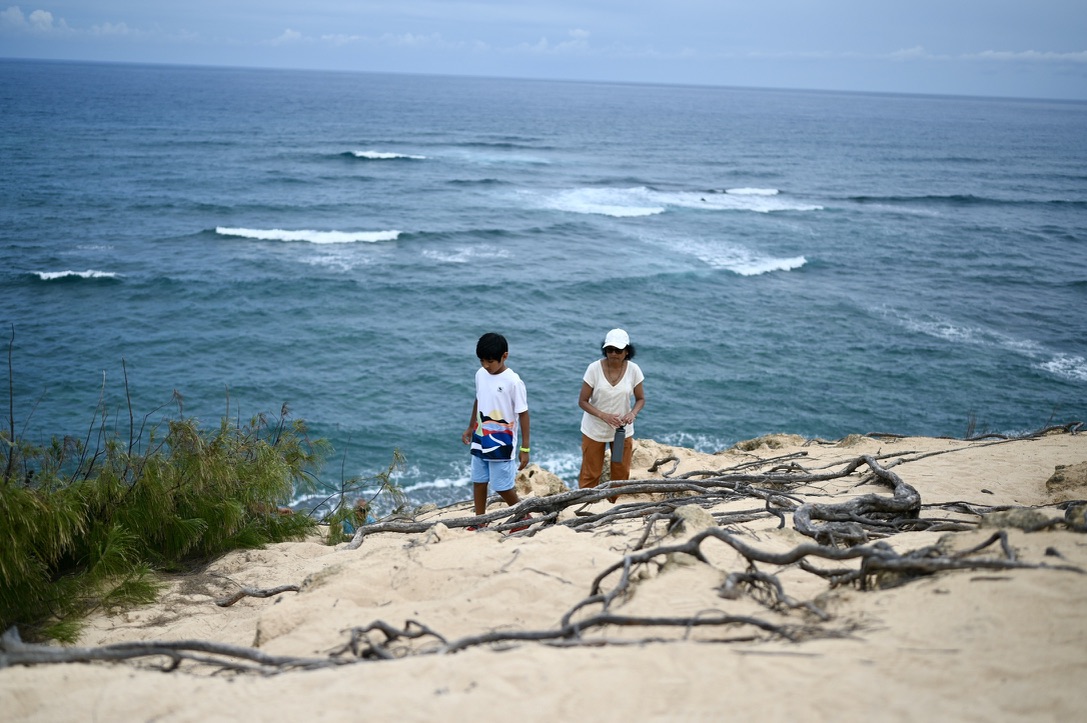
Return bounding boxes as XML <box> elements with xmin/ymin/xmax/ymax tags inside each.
<box><xmin>519</xmin><ymin>446</ymin><xmax>530</xmax><ymax>453</ymax></box>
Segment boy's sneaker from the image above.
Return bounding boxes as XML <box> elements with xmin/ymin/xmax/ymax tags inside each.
<box><xmin>466</xmin><ymin>522</ymin><xmax>489</xmax><ymax>532</ymax></box>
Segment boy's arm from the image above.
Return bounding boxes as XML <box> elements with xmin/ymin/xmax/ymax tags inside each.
<box><xmin>462</xmin><ymin>400</ymin><xmax>478</xmax><ymax>445</ymax></box>
<box><xmin>517</xmin><ymin>410</ymin><xmax>530</xmax><ymax>470</ymax></box>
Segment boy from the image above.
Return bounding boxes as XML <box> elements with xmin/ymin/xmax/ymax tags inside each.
<box><xmin>461</xmin><ymin>332</ymin><xmax>531</xmax><ymax>525</ymax></box>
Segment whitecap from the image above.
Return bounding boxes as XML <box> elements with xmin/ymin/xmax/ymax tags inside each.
<box><xmin>421</xmin><ymin>247</ymin><xmax>511</xmax><ymax>264</ymax></box>
<box><xmin>676</xmin><ymin>240</ymin><xmax>807</xmax><ymax>276</ymax></box>
<box><xmin>401</xmin><ymin>473</ymin><xmax>469</xmax><ymax>493</ymax></box>
<box><xmin>538</xmin><ymin>187</ymin><xmax>665</xmax><ymax>217</ymax></box>
<box><xmin>536</xmin><ymin>186</ymin><xmax>819</xmax><ymax>216</ymax></box>
<box><xmin>879</xmin><ymin>310</ymin><xmax>1085</xmax><ymax>383</ymax></box>
<box><xmin>890</xmin><ymin>313</ymin><xmax>1045</xmax><ymax>354</ymax></box>
<box><xmin>351</xmin><ymin>150</ymin><xmax>427</xmax><ymax>160</ymax></box>
<box><xmin>1037</xmin><ymin>354</ymin><xmax>1087</xmax><ymax>383</ymax></box>
<box><xmin>723</xmin><ymin>188</ymin><xmax>780</xmax><ymax>196</ymax></box>
<box><xmin>899</xmin><ymin>317</ymin><xmax>982</xmax><ymax>345</ymax></box>
<box><xmin>671</xmin><ymin>190</ymin><xmax>822</xmax><ymax>213</ymax></box>
<box><xmin>299</xmin><ymin>253</ymin><xmax>374</xmax><ymax>272</ymax></box>
<box><xmin>730</xmin><ymin>255</ymin><xmax>808</xmax><ymax>276</ymax></box>
<box><xmin>33</xmin><ymin>270</ymin><xmax>120</xmax><ymax>280</ymax></box>
<box><xmin>215</xmin><ymin>227</ymin><xmax>400</xmax><ymax>244</ymax></box>
<box><xmin>659</xmin><ymin>431</ymin><xmax>734</xmax><ymax>454</ymax></box>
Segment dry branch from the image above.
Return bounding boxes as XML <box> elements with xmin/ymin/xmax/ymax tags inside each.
<box><xmin>214</xmin><ymin>584</ymin><xmax>301</xmax><ymax>607</ymax></box>
<box><xmin>0</xmin><ymin>626</ymin><xmax>345</xmax><ymax>673</ymax></box>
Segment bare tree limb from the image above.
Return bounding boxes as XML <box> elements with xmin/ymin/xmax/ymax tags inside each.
<box><xmin>214</xmin><ymin>584</ymin><xmax>301</xmax><ymax>607</ymax></box>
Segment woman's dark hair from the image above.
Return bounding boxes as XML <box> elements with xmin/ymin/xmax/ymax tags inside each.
<box><xmin>600</xmin><ymin>339</ymin><xmax>636</xmax><ymax>360</ymax></box>
<box><xmin>476</xmin><ymin>332</ymin><xmax>508</xmax><ymax>361</ymax></box>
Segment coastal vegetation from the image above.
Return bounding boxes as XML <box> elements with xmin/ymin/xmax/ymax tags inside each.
<box><xmin>1</xmin><ymin>389</ymin><xmax>324</xmax><ymax>642</ymax></box>
<box><xmin>0</xmin><ymin>317</ymin><xmax>414</xmax><ymax>644</ymax></box>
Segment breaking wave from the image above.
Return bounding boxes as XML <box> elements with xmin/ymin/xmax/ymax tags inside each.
<box><xmin>215</xmin><ymin>227</ymin><xmax>401</xmax><ymax>244</ymax></box>
<box><xmin>31</xmin><ymin>270</ymin><xmax>121</xmax><ymax>281</ymax></box>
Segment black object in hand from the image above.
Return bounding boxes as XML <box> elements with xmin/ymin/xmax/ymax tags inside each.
<box><xmin>612</xmin><ymin>426</ymin><xmax>626</xmax><ymax>463</ymax></box>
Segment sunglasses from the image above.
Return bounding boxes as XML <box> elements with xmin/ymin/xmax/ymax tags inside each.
<box><xmin>604</xmin><ymin>347</ymin><xmax>625</xmax><ymax>355</ymax></box>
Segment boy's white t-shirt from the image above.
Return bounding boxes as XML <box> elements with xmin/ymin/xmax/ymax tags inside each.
<box><xmin>471</xmin><ymin>366</ymin><xmax>528</xmax><ymax>460</ymax></box>
<box><xmin>580</xmin><ymin>359</ymin><xmax>644</xmax><ymax>442</ymax></box>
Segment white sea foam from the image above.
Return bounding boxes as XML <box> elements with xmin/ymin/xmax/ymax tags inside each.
<box><xmin>668</xmin><ymin>189</ymin><xmax>822</xmax><ymax>213</ymax></box>
<box><xmin>33</xmin><ymin>270</ymin><xmax>120</xmax><ymax>280</ymax></box>
<box><xmin>352</xmin><ymin>150</ymin><xmax>426</xmax><ymax>160</ymax></box>
<box><xmin>400</xmin><ymin>469</ymin><xmax>469</xmax><ymax>493</ymax></box>
<box><xmin>540</xmin><ymin>187</ymin><xmax>665</xmax><ymax>217</ymax></box>
<box><xmin>1037</xmin><ymin>354</ymin><xmax>1087</xmax><ymax>383</ymax></box>
<box><xmin>677</xmin><ymin>240</ymin><xmax>807</xmax><ymax>276</ymax></box>
<box><xmin>446</xmin><ymin>149</ymin><xmax>551</xmax><ymax>166</ymax></box>
<box><xmin>299</xmin><ymin>252</ymin><xmax>375</xmax><ymax>272</ymax></box>
<box><xmin>884</xmin><ymin>309</ymin><xmax>1085</xmax><ymax>384</ymax></box>
<box><xmin>421</xmin><ymin>247</ymin><xmax>511</xmax><ymax>264</ymax></box>
<box><xmin>723</xmin><ymin>187</ymin><xmax>780</xmax><ymax>196</ymax></box>
<box><xmin>399</xmin><ymin>448</ymin><xmax>583</xmax><ymax>493</ymax></box>
<box><xmin>216</xmin><ymin>227</ymin><xmax>400</xmax><ymax>244</ymax></box>
<box><xmin>536</xmin><ymin>186</ymin><xmax>820</xmax><ymax>217</ymax></box>
<box><xmin>659</xmin><ymin>431</ymin><xmax>733</xmax><ymax>454</ymax></box>
<box><xmin>893</xmin><ymin>313</ymin><xmax>1044</xmax><ymax>354</ymax></box>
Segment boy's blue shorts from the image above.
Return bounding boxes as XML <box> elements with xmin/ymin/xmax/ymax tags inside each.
<box><xmin>470</xmin><ymin>456</ymin><xmax>516</xmax><ymax>492</ymax></box>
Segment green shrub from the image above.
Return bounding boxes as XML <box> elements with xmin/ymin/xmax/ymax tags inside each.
<box><xmin>0</xmin><ymin>410</ymin><xmax>322</xmax><ymax>642</ymax></box>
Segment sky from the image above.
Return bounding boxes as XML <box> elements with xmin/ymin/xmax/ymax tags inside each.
<box><xmin>2</xmin><ymin>2</ymin><xmax>1086</xmax><ymax>100</ymax></box>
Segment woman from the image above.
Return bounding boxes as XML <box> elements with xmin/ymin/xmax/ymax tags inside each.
<box><xmin>578</xmin><ymin>328</ymin><xmax>646</xmax><ymax>493</ymax></box>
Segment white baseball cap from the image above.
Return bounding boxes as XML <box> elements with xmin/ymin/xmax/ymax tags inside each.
<box><xmin>602</xmin><ymin>328</ymin><xmax>630</xmax><ymax>349</ymax></box>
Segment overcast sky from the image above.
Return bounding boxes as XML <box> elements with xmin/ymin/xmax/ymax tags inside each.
<box><xmin>2</xmin><ymin>2</ymin><xmax>1085</xmax><ymax>100</ymax></box>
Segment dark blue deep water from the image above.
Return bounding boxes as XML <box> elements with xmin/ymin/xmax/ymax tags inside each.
<box><xmin>3</xmin><ymin>59</ymin><xmax>1085</xmax><ymax>508</ymax></box>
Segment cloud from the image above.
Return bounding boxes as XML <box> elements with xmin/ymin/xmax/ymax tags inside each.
<box><xmin>272</xmin><ymin>28</ymin><xmax>304</xmax><ymax>45</ymax></box>
<box><xmin>377</xmin><ymin>32</ymin><xmax>449</xmax><ymax>48</ymax></box>
<box><xmin>970</xmin><ymin>49</ymin><xmax>1087</xmax><ymax>63</ymax></box>
<box><xmin>890</xmin><ymin>46</ymin><xmax>931</xmax><ymax>61</ymax></box>
<box><xmin>283</xmin><ymin>29</ymin><xmax>470</xmax><ymax>51</ymax></box>
<box><xmin>318</xmin><ymin>32</ymin><xmax>360</xmax><ymax>47</ymax></box>
<box><xmin>890</xmin><ymin>45</ymin><xmax>1087</xmax><ymax>64</ymax></box>
<box><xmin>0</xmin><ymin>5</ymin><xmax>24</xmax><ymax>28</ymax></box>
<box><xmin>2</xmin><ymin>6</ymin><xmax>71</xmax><ymax>33</ymax></box>
<box><xmin>27</xmin><ymin>8</ymin><xmax>51</xmax><ymax>30</ymax></box>
<box><xmin>91</xmin><ymin>21</ymin><xmax>136</xmax><ymax>37</ymax></box>
<box><xmin>518</xmin><ymin>28</ymin><xmax>592</xmax><ymax>55</ymax></box>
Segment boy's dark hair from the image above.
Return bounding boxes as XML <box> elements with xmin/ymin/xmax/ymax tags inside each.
<box><xmin>600</xmin><ymin>340</ymin><xmax>637</xmax><ymax>360</ymax></box>
<box><xmin>476</xmin><ymin>332</ymin><xmax>508</xmax><ymax>361</ymax></box>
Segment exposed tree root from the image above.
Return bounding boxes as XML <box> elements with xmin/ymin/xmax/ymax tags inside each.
<box><xmin>214</xmin><ymin>584</ymin><xmax>301</xmax><ymax>608</ymax></box>
<box><xmin>5</xmin><ymin>426</ymin><xmax>1083</xmax><ymax>674</ymax></box>
<box><xmin>0</xmin><ymin>626</ymin><xmax>342</xmax><ymax>673</ymax></box>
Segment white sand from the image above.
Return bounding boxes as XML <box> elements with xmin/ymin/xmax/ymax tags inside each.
<box><xmin>3</xmin><ymin>432</ymin><xmax>1087</xmax><ymax>721</ymax></box>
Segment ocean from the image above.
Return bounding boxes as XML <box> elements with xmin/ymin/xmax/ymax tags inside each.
<box><xmin>2</xmin><ymin>59</ymin><xmax>1085</xmax><ymax>511</ymax></box>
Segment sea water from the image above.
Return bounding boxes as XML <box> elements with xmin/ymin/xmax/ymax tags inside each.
<box><xmin>2</xmin><ymin>59</ymin><xmax>1085</xmax><ymax>510</ymax></box>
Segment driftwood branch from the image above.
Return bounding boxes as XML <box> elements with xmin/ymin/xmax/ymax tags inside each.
<box><xmin>0</xmin><ymin>626</ymin><xmax>346</xmax><ymax>673</ymax></box>
<box><xmin>214</xmin><ymin>584</ymin><xmax>301</xmax><ymax>607</ymax></box>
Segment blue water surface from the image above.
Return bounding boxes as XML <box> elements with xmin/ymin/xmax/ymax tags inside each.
<box><xmin>2</xmin><ymin>59</ymin><xmax>1085</xmax><ymax>508</ymax></box>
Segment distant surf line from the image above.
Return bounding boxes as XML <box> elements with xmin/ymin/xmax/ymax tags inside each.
<box><xmin>30</xmin><ymin>270</ymin><xmax>121</xmax><ymax>281</ymax></box>
<box><xmin>348</xmin><ymin>150</ymin><xmax>427</xmax><ymax>160</ymax></box>
<box><xmin>215</xmin><ymin>227</ymin><xmax>401</xmax><ymax>244</ymax></box>
<box><xmin>534</xmin><ymin>186</ymin><xmax>822</xmax><ymax>217</ymax></box>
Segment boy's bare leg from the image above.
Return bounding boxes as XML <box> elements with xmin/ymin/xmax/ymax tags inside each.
<box><xmin>473</xmin><ymin>483</ymin><xmax>490</xmax><ymax>516</ymax></box>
